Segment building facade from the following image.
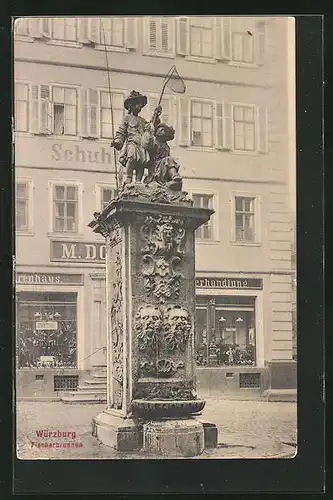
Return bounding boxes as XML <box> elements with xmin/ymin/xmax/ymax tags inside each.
<box><xmin>14</xmin><ymin>16</ymin><xmax>296</xmax><ymax>397</ymax></box>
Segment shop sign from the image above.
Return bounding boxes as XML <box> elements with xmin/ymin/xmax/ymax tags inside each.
<box><xmin>195</xmin><ymin>277</ymin><xmax>263</xmax><ymax>290</ymax></box>
<box><xmin>16</xmin><ymin>273</ymin><xmax>84</xmax><ymax>285</ymax></box>
<box><xmin>36</xmin><ymin>321</ymin><xmax>58</xmax><ymax>330</ymax></box>
<box><xmin>51</xmin><ymin>240</ymin><xmax>106</xmax><ymax>263</ymax></box>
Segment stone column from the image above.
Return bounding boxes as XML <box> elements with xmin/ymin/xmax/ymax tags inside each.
<box><xmin>89</xmin><ymin>185</ymin><xmax>216</xmax><ymax>456</ymax></box>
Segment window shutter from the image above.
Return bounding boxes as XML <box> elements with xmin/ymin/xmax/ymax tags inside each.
<box><xmin>39</xmin><ymin>85</ymin><xmax>52</xmax><ymax>134</ymax></box>
<box><xmin>15</xmin><ymin>18</ymin><xmax>29</xmax><ymax>36</ymax></box>
<box><xmin>254</xmin><ymin>20</ymin><xmax>266</xmax><ymax>66</ymax></box>
<box><xmin>30</xmin><ymin>85</ymin><xmax>39</xmax><ymax>133</ymax></box>
<box><xmin>176</xmin><ymin>17</ymin><xmax>188</xmax><ymax>55</ymax></box>
<box><xmin>125</xmin><ymin>17</ymin><xmax>137</xmax><ymax>49</ymax></box>
<box><xmin>215</xmin><ymin>102</ymin><xmax>224</xmax><ymax>149</ymax></box>
<box><xmin>89</xmin><ymin>89</ymin><xmax>99</xmax><ymax>136</ymax></box>
<box><xmin>149</xmin><ymin>18</ymin><xmax>157</xmax><ymax>50</ymax></box>
<box><xmin>88</xmin><ymin>17</ymin><xmax>99</xmax><ymax>43</ymax></box>
<box><xmin>178</xmin><ymin>98</ymin><xmax>190</xmax><ymax>146</ymax></box>
<box><xmin>78</xmin><ymin>17</ymin><xmax>90</xmax><ymax>43</ymax></box>
<box><xmin>148</xmin><ymin>96</ymin><xmax>158</xmax><ymax>123</ymax></box>
<box><xmin>214</xmin><ymin>17</ymin><xmax>222</xmax><ymax>60</ymax></box>
<box><xmin>41</xmin><ymin>17</ymin><xmax>51</xmax><ymax>37</ymax></box>
<box><xmin>29</xmin><ymin>18</ymin><xmax>43</xmax><ymax>38</ymax></box>
<box><xmin>257</xmin><ymin>106</ymin><xmax>268</xmax><ymax>153</ymax></box>
<box><xmin>161</xmin><ymin>18</ymin><xmax>169</xmax><ymax>52</ymax></box>
<box><xmin>221</xmin><ymin>17</ymin><xmax>231</xmax><ymax>60</ymax></box>
<box><xmin>223</xmin><ymin>102</ymin><xmax>233</xmax><ymax>150</ymax></box>
<box><xmin>82</xmin><ymin>89</ymin><xmax>99</xmax><ymax>138</ymax></box>
<box><xmin>81</xmin><ymin>89</ymin><xmax>89</xmax><ymax>137</ymax></box>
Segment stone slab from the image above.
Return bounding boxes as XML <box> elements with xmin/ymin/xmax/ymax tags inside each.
<box><xmin>143</xmin><ymin>418</ymin><xmax>204</xmax><ymax>457</ymax></box>
<box><xmin>92</xmin><ymin>410</ymin><xmax>143</xmax><ymax>451</ymax></box>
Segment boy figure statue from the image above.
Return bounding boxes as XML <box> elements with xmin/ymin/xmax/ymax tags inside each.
<box><xmin>111</xmin><ymin>90</ymin><xmax>162</xmax><ymax>186</ymax></box>
<box><xmin>142</xmin><ymin>122</ymin><xmax>183</xmax><ymax>191</ymax></box>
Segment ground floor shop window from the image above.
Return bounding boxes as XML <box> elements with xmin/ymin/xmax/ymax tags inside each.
<box><xmin>195</xmin><ymin>295</ymin><xmax>256</xmax><ymax>366</ymax></box>
<box><xmin>16</xmin><ymin>292</ymin><xmax>77</xmax><ymax>368</ymax></box>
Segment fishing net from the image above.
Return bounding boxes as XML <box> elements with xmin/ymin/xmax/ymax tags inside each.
<box><xmin>165</xmin><ymin>66</ymin><xmax>186</xmax><ymax>94</ymax></box>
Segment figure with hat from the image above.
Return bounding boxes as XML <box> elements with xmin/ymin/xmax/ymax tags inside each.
<box><xmin>142</xmin><ymin>121</ymin><xmax>183</xmax><ymax>191</ymax></box>
<box><xmin>111</xmin><ymin>90</ymin><xmax>162</xmax><ymax>186</ymax></box>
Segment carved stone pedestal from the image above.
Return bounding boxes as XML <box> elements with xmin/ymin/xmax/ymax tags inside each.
<box><xmin>92</xmin><ymin>410</ymin><xmax>142</xmax><ymax>451</ymax></box>
<box><xmin>89</xmin><ymin>184</ymin><xmax>217</xmax><ymax>456</ymax></box>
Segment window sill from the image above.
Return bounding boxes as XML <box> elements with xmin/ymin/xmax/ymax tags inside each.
<box><xmin>14</xmin><ymin>35</ymin><xmax>34</xmax><ymax>43</ymax></box>
<box><xmin>46</xmin><ymin>40</ymin><xmax>83</xmax><ymax>49</ymax></box>
<box><xmin>186</xmin><ymin>55</ymin><xmax>216</xmax><ymax>65</ymax></box>
<box><xmin>186</xmin><ymin>146</ymin><xmax>216</xmax><ymax>153</ymax></box>
<box><xmin>16</xmin><ymin>231</ymin><xmax>34</xmax><ymax>237</ymax></box>
<box><xmin>94</xmin><ymin>44</ymin><xmax>128</xmax><ymax>53</ymax></box>
<box><xmin>195</xmin><ymin>239</ymin><xmax>220</xmax><ymax>245</ymax></box>
<box><xmin>142</xmin><ymin>51</ymin><xmax>176</xmax><ymax>59</ymax></box>
<box><xmin>47</xmin><ymin>232</ymin><xmax>84</xmax><ymax>239</ymax></box>
<box><xmin>231</xmin><ymin>149</ymin><xmax>260</xmax><ymax>156</ymax></box>
<box><xmin>230</xmin><ymin>240</ymin><xmax>262</xmax><ymax>247</ymax></box>
<box><xmin>228</xmin><ymin>61</ymin><xmax>259</xmax><ymax>69</ymax></box>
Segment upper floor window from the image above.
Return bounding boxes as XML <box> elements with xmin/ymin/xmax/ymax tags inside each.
<box><xmin>16</xmin><ymin>181</ymin><xmax>31</xmax><ymax>232</ymax></box>
<box><xmin>175</xmin><ymin>17</ymin><xmax>265</xmax><ymax>65</ymax></box>
<box><xmin>100</xmin><ymin>186</ymin><xmax>117</xmax><ymax>210</ymax></box>
<box><xmin>233</xmin><ymin>105</ymin><xmax>255</xmax><ymax>151</ymax></box>
<box><xmin>192</xmin><ymin>194</ymin><xmax>214</xmax><ymax>240</ymax></box>
<box><xmin>53</xmin><ymin>86</ymin><xmax>78</xmax><ymax>135</ymax></box>
<box><xmin>145</xmin><ymin>17</ymin><xmax>174</xmax><ymax>54</ymax></box>
<box><xmin>100</xmin><ymin>91</ymin><xmax>124</xmax><ymax>139</ymax></box>
<box><xmin>52</xmin><ymin>17</ymin><xmax>78</xmax><ymax>42</ymax></box>
<box><xmin>235</xmin><ymin>197</ymin><xmax>255</xmax><ymax>242</ymax></box>
<box><xmin>189</xmin><ymin>17</ymin><xmax>213</xmax><ymax>58</ymax></box>
<box><xmin>190</xmin><ymin>100</ymin><xmax>214</xmax><ymax>147</ymax></box>
<box><xmin>14</xmin><ymin>18</ymin><xmax>30</xmax><ymax>37</ymax></box>
<box><xmin>99</xmin><ymin>17</ymin><xmax>124</xmax><ymax>47</ymax></box>
<box><xmin>53</xmin><ymin>184</ymin><xmax>78</xmax><ymax>233</ymax></box>
<box><xmin>29</xmin><ymin>84</ymin><xmax>78</xmax><ymax>136</ymax></box>
<box><xmin>15</xmin><ymin>83</ymin><xmax>29</xmax><ymax>132</ymax></box>
<box><xmin>230</xmin><ymin>17</ymin><xmax>255</xmax><ymax>63</ymax></box>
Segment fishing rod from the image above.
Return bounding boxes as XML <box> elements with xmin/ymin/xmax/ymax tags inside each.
<box><xmin>100</xmin><ymin>18</ymin><xmax>120</xmax><ymax>194</ymax></box>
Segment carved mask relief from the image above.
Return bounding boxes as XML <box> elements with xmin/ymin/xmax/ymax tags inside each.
<box><xmin>135</xmin><ymin>304</ymin><xmax>192</xmax><ymax>379</ymax></box>
<box><xmin>140</xmin><ymin>215</ymin><xmax>185</xmax><ymax>303</ymax></box>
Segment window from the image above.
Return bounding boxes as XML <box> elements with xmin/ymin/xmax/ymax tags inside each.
<box><xmin>230</xmin><ymin>17</ymin><xmax>255</xmax><ymax>63</ymax></box>
<box><xmin>16</xmin><ymin>182</ymin><xmax>30</xmax><ymax>231</ymax></box>
<box><xmin>15</xmin><ymin>83</ymin><xmax>29</xmax><ymax>132</ymax></box>
<box><xmin>189</xmin><ymin>17</ymin><xmax>213</xmax><ymax>58</ymax></box>
<box><xmin>190</xmin><ymin>100</ymin><xmax>213</xmax><ymax>147</ymax></box>
<box><xmin>195</xmin><ymin>296</ymin><xmax>256</xmax><ymax>367</ymax></box>
<box><xmin>100</xmin><ymin>186</ymin><xmax>117</xmax><ymax>210</ymax></box>
<box><xmin>192</xmin><ymin>194</ymin><xmax>214</xmax><ymax>240</ymax></box>
<box><xmin>53</xmin><ymin>184</ymin><xmax>78</xmax><ymax>232</ymax></box>
<box><xmin>235</xmin><ymin>197</ymin><xmax>255</xmax><ymax>242</ymax></box>
<box><xmin>99</xmin><ymin>17</ymin><xmax>124</xmax><ymax>47</ymax></box>
<box><xmin>100</xmin><ymin>91</ymin><xmax>124</xmax><ymax>139</ymax></box>
<box><xmin>52</xmin><ymin>18</ymin><xmax>78</xmax><ymax>42</ymax></box>
<box><xmin>14</xmin><ymin>18</ymin><xmax>30</xmax><ymax>37</ymax></box>
<box><xmin>30</xmin><ymin>85</ymin><xmax>78</xmax><ymax>136</ymax></box>
<box><xmin>53</xmin><ymin>87</ymin><xmax>77</xmax><ymax>135</ymax></box>
<box><xmin>16</xmin><ymin>291</ymin><xmax>77</xmax><ymax>369</ymax></box>
<box><xmin>233</xmin><ymin>105</ymin><xmax>255</xmax><ymax>151</ymax></box>
<box><xmin>146</xmin><ymin>17</ymin><xmax>173</xmax><ymax>54</ymax></box>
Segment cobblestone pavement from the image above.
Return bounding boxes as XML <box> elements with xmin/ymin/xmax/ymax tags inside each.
<box><xmin>16</xmin><ymin>397</ymin><xmax>297</xmax><ymax>460</ymax></box>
